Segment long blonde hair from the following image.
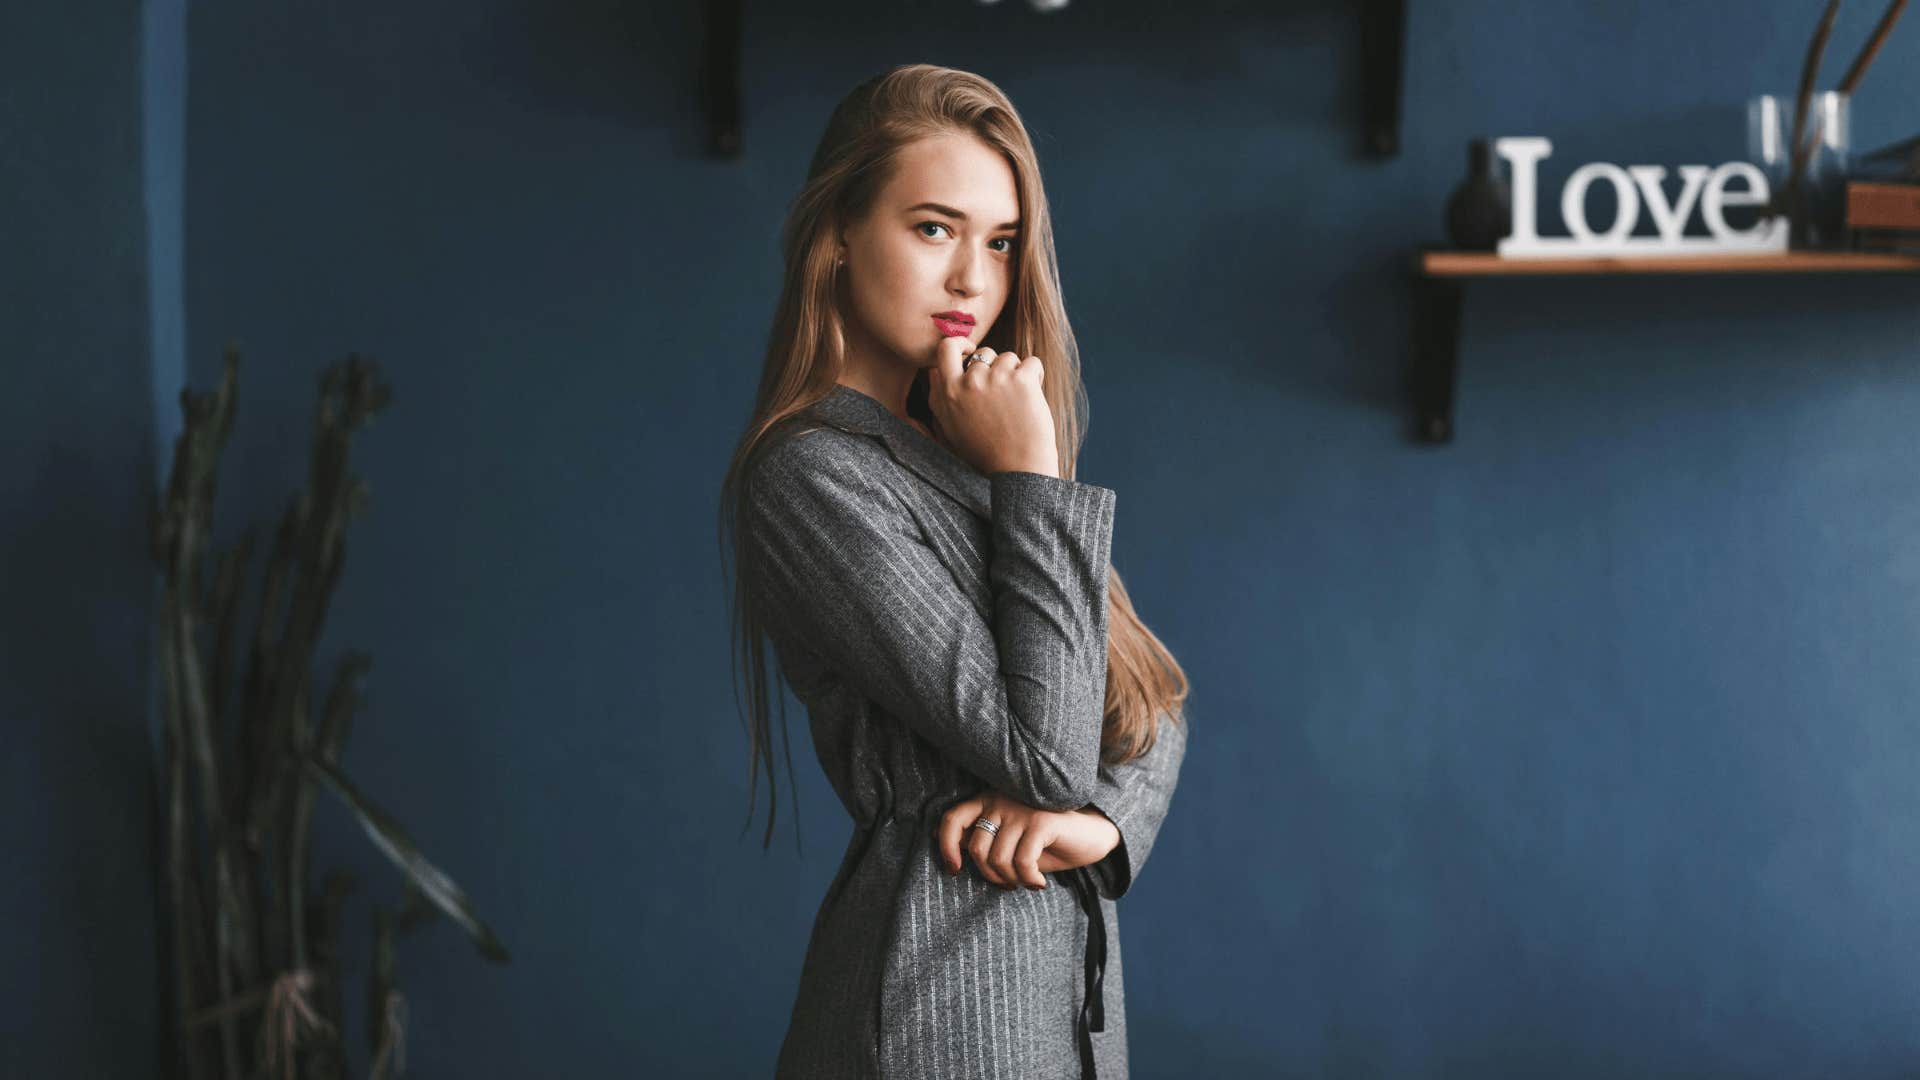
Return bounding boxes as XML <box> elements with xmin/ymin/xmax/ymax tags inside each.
<box><xmin>718</xmin><ymin>63</ymin><xmax>1189</xmax><ymax>849</ymax></box>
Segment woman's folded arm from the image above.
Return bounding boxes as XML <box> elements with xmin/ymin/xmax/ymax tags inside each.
<box><xmin>743</xmin><ymin>428</ymin><xmax>1117</xmax><ymax>812</ymax></box>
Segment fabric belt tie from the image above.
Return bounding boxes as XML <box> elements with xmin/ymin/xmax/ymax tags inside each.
<box><xmin>1064</xmin><ymin>867</ymin><xmax>1107</xmax><ymax>1080</ymax></box>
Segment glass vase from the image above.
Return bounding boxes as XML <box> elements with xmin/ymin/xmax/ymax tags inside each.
<box><xmin>1748</xmin><ymin>91</ymin><xmax>1852</xmax><ymax>250</ymax></box>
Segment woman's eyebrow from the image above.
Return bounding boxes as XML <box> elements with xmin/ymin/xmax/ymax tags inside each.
<box><xmin>903</xmin><ymin>201</ymin><xmax>1022</xmax><ymax>231</ymax></box>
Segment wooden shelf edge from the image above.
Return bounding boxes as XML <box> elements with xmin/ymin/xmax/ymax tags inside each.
<box><xmin>1419</xmin><ymin>251</ymin><xmax>1920</xmax><ymax>277</ymax></box>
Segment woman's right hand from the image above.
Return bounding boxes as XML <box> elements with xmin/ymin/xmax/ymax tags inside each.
<box><xmin>936</xmin><ymin>792</ymin><xmax>1120</xmax><ymax>890</ymax></box>
<box><xmin>928</xmin><ymin>335</ymin><xmax>1060</xmax><ymax>479</ymax></box>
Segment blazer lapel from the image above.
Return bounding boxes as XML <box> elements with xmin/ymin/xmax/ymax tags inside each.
<box><xmin>805</xmin><ymin>384</ymin><xmax>991</xmax><ymax>520</ymax></box>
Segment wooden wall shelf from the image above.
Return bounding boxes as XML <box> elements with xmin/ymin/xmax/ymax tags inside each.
<box><xmin>1409</xmin><ymin>250</ymin><xmax>1920</xmax><ymax>443</ymax></box>
<box><xmin>1423</xmin><ymin>251</ymin><xmax>1920</xmax><ymax>277</ymax></box>
<box><xmin>708</xmin><ymin>0</ymin><xmax>1414</xmax><ymax>160</ymax></box>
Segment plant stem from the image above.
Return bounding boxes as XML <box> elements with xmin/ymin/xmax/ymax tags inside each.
<box><xmin>1783</xmin><ymin>0</ymin><xmax>1845</xmax><ymax>230</ymax></box>
<box><xmin>1837</xmin><ymin>0</ymin><xmax>1909</xmax><ymax>93</ymax></box>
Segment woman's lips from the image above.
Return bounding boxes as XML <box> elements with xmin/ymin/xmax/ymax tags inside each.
<box><xmin>932</xmin><ymin>316</ymin><xmax>974</xmax><ymax>337</ymax></box>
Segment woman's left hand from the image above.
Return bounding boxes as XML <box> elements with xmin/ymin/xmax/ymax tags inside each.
<box><xmin>936</xmin><ymin>792</ymin><xmax>1121</xmax><ymax>890</ymax></box>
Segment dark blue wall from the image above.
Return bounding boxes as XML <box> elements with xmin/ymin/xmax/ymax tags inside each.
<box><xmin>148</xmin><ymin>0</ymin><xmax>1920</xmax><ymax>1076</ymax></box>
<box><xmin>2</xmin><ymin>0</ymin><xmax>169</xmax><ymax>1075</ymax></box>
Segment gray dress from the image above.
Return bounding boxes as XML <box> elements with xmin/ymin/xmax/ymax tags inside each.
<box><xmin>741</xmin><ymin>383</ymin><xmax>1188</xmax><ymax>1080</ymax></box>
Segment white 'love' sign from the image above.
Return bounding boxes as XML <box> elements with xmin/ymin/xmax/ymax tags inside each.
<box><xmin>1494</xmin><ymin>136</ymin><xmax>1787</xmax><ymax>258</ymax></box>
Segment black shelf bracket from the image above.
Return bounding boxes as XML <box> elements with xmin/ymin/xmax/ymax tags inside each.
<box><xmin>705</xmin><ymin>0</ymin><xmax>743</xmax><ymax>158</ymax></box>
<box><xmin>1360</xmin><ymin>0</ymin><xmax>1406</xmax><ymax>158</ymax></box>
<box><xmin>1406</xmin><ymin>253</ymin><xmax>1920</xmax><ymax>444</ymax></box>
<box><xmin>1411</xmin><ymin>274</ymin><xmax>1462</xmax><ymax>444</ymax></box>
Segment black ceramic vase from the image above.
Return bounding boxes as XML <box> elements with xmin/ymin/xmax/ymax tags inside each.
<box><xmin>1445</xmin><ymin>138</ymin><xmax>1511</xmax><ymax>251</ymax></box>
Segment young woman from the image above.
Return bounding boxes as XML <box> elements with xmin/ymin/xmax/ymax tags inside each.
<box><xmin>720</xmin><ymin>63</ymin><xmax>1191</xmax><ymax>1080</ymax></box>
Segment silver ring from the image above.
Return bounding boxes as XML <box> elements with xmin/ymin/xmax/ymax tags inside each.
<box><xmin>971</xmin><ymin>817</ymin><xmax>1000</xmax><ymax>836</ymax></box>
<box><xmin>964</xmin><ymin>352</ymin><xmax>994</xmax><ymax>370</ymax></box>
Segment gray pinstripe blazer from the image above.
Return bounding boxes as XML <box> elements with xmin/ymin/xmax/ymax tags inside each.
<box><xmin>741</xmin><ymin>383</ymin><xmax>1187</xmax><ymax>1080</ymax></box>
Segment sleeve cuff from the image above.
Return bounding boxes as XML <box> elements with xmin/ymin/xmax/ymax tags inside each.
<box><xmin>988</xmin><ymin>470</ymin><xmax>1117</xmax><ymax>511</ymax></box>
<box><xmin>1085</xmin><ymin>802</ymin><xmax>1133</xmax><ymax>902</ymax></box>
<box><xmin>1090</xmin><ymin>835</ymin><xmax>1130</xmax><ymax>901</ymax></box>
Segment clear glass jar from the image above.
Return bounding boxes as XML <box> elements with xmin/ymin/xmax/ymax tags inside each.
<box><xmin>1748</xmin><ymin>91</ymin><xmax>1852</xmax><ymax>249</ymax></box>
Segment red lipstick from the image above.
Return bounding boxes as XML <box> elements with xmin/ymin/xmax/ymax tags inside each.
<box><xmin>932</xmin><ymin>311</ymin><xmax>975</xmax><ymax>337</ymax></box>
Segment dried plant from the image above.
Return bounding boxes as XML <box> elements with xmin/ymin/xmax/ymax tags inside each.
<box><xmin>1776</xmin><ymin>0</ymin><xmax>1909</xmax><ymax>233</ymax></box>
<box><xmin>1836</xmin><ymin>0</ymin><xmax>1910</xmax><ymax>93</ymax></box>
<box><xmin>152</xmin><ymin>346</ymin><xmax>510</xmax><ymax>1079</ymax></box>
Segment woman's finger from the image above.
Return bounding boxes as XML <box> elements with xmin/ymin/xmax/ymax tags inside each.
<box><xmin>1013</xmin><ymin>824</ymin><xmax>1051</xmax><ymax>889</ymax></box>
<box><xmin>962</xmin><ymin>346</ymin><xmax>997</xmax><ymax>389</ymax></box>
<box><xmin>934</xmin><ymin>333</ymin><xmax>975</xmax><ymax>391</ymax></box>
<box><xmin>936</xmin><ymin>796</ymin><xmax>984</xmax><ymax>875</ymax></box>
<box><xmin>986</xmin><ymin>819</ymin><xmax>1025</xmax><ymax>891</ymax></box>
<box><xmin>966</xmin><ymin>822</ymin><xmax>1003</xmax><ymax>886</ymax></box>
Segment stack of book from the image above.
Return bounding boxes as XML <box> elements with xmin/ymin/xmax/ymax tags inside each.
<box><xmin>1847</xmin><ymin>133</ymin><xmax>1920</xmax><ymax>254</ymax></box>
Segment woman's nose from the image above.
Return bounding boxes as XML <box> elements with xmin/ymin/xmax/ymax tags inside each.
<box><xmin>950</xmin><ymin>249</ymin><xmax>985</xmax><ymax>296</ymax></box>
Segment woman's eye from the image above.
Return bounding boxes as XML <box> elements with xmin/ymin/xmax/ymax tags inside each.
<box><xmin>917</xmin><ymin>222</ymin><xmax>1015</xmax><ymax>255</ymax></box>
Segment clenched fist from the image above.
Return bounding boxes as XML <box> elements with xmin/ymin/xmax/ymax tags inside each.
<box><xmin>927</xmin><ymin>335</ymin><xmax>1060</xmax><ymax>479</ymax></box>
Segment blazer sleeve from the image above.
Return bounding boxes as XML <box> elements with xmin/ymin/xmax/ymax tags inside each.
<box><xmin>1085</xmin><ymin>709</ymin><xmax>1188</xmax><ymax>901</ymax></box>
<box><xmin>742</xmin><ymin>429</ymin><xmax>1118</xmax><ymax>813</ymax></box>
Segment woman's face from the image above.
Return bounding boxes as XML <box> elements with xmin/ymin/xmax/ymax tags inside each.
<box><xmin>837</xmin><ymin>133</ymin><xmax>1021</xmax><ymax>378</ymax></box>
